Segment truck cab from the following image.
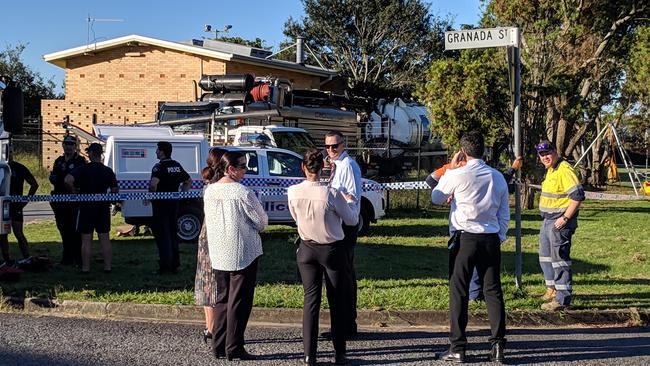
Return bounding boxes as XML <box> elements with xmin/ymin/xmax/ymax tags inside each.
<box><xmin>232</xmin><ymin>125</ymin><xmax>318</xmax><ymax>154</ymax></box>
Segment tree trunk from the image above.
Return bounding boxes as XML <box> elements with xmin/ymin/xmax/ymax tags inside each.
<box><xmin>522</xmin><ymin>183</ymin><xmax>537</xmax><ymax>210</ymax></box>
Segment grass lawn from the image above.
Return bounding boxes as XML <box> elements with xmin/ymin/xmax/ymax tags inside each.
<box><xmin>1</xmin><ymin>198</ymin><xmax>649</xmax><ymax>311</ymax></box>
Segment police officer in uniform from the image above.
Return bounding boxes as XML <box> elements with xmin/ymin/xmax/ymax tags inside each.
<box><xmin>65</xmin><ymin>143</ymin><xmax>119</xmax><ymax>273</ymax></box>
<box><xmin>49</xmin><ymin>135</ymin><xmax>86</xmax><ymax>265</ymax></box>
<box><xmin>149</xmin><ymin>141</ymin><xmax>192</xmax><ymax>274</ymax></box>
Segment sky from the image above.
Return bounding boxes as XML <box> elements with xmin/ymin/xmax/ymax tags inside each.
<box><xmin>3</xmin><ymin>0</ymin><xmax>482</xmax><ymax>93</ymax></box>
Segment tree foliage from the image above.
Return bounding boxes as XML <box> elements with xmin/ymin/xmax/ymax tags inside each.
<box><xmin>216</xmin><ymin>36</ymin><xmax>270</xmax><ymax>50</ymax></box>
<box><xmin>416</xmin><ymin>48</ymin><xmax>510</xmax><ymax>153</ymax></box>
<box><xmin>623</xmin><ymin>25</ymin><xmax>650</xmax><ymax>120</ymax></box>
<box><xmin>486</xmin><ymin>0</ymin><xmax>648</xmax><ymax>161</ymax></box>
<box><xmin>0</xmin><ymin>44</ymin><xmax>58</xmax><ymax>117</ymax></box>
<box><xmin>420</xmin><ymin>0</ymin><xmax>649</xmax><ymax>186</ymax></box>
<box><xmin>283</xmin><ymin>0</ymin><xmax>449</xmax><ymax>96</ymax></box>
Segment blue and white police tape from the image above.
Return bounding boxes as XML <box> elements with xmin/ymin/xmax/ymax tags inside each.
<box><xmin>7</xmin><ymin>180</ymin><xmax>433</xmax><ymax>203</ymax></box>
<box><xmin>528</xmin><ymin>184</ymin><xmax>650</xmax><ymax>201</ymax></box>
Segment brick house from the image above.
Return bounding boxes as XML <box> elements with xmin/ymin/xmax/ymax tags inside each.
<box><xmin>41</xmin><ymin>34</ymin><xmax>337</xmax><ymax>168</ymax></box>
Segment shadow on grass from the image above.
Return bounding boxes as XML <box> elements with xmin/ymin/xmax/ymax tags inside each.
<box><xmin>369</xmin><ymin>221</ymin><xmax>540</xmax><ymax>238</ymax></box>
<box><xmin>367</xmin><ymin>224</ymin><xmax>450</xmax><ymax>238</ymax></box>
<box><xmin>581</xmin><ymin>205</ymin><xmax>650</xmax><ymax>215</ymax></box>
<box><xmin>577</xmin><ymin>292</ymin><xmax>650</xmax><ymax>309</ymax></box>
<box><xmin>0</xmin><ymin>235</ymin><xmax>613</xmax><ymax>304</ymax></box>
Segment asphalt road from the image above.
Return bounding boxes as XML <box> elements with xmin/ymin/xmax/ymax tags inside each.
<box><xmin>0</xmin><ymin>313</ymin><xmax>648</xmax><ymax>365</ymax></box>
<box><xmin>23</xmin><ymin>201</ymin><xmax>54</xmax><ymax>223</ymax></box>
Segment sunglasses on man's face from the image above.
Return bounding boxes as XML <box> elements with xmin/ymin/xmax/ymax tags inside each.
<box><xmin>233</xmin><ymin>163</ymin><xmax>248</xmax><ymax>170</ymax></box>
<box><xmin>325</xmin><ymin>142</ymin><xmax>341</xmax><ymax>150</ymax></box>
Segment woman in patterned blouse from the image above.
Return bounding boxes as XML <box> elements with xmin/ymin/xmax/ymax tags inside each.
<box><xmin>203</xmin><ymin>150</ymin><xmax>268</xmax><ymax>361</ymax></box>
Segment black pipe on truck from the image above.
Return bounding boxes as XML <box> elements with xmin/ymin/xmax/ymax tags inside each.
<box><xmin>199</xmin><ymin>74</ymin><xmax>255</xmax><ymax>93</ymax></box>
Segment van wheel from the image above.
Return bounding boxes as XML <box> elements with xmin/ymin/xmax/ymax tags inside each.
<box><xmin>357</xmin><ymin>202</ymin><xmax>372</xmax><ymax>236</ymax></box>
<box><xmin>177</xmin><ymin>206</ymin><xmax>203</xmax><ymax>243</ymax></box>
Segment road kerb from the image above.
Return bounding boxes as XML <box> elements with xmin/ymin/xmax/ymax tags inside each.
<box><xmin>3</xmin><ymin>297</ymin><xmax>647</xmax><ymax>328</ymax></box>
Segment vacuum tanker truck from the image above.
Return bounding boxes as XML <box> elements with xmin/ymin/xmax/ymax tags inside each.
<box><xmin>157</xmin><ymin>74</ymin><xmax>444</xmax><ymax>177</ymax></box>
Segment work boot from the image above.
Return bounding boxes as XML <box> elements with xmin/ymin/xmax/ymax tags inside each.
<box><xmin>541</xmin><ymin>299</ymin><xmax>568</xmax><ymax>311</ymax></box>
<box><xmin>540</xmin><ymin>287</ymin><xmax>556</xmax><ymax>301</ymax></box>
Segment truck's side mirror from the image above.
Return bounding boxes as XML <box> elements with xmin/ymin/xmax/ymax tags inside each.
<box><xmin>1</xmin><ymin>85</ymin><xmax>24</xmax><ymax>134</ymax></box>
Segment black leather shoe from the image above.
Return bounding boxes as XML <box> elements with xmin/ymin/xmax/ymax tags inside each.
<box><xmin>439</xmin><ymin>349</ymin><xmax>465</xmax><ymax>363</ymax></box>
<box><xmin>489</xmin><ymin>341</ymin><xmax>506</xmax><ymax>363</ymax></box>
<box><xmin>334</xmin><ymin>353</ymin><xmax>349</xmax><ymax>365</ymax></box>
<box><xmin>303</xmin><ymin>355</ymin><xmax>316</xmax><ymax>365</ymax></box>
<box><xmin>227</xmin><ymin>350</ymin><xmax>257</xmax><ymax>361</ymax></box>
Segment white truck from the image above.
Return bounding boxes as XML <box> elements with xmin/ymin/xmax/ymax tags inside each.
<box><xmin>230</xmin><ymin>125</ymin><xmax>317</xmax><ymax>154</ymax></box>
<box><xmin>95</xmin><ymin>125</ymin><xmax>385</xmax><ymax>242</ymax></box>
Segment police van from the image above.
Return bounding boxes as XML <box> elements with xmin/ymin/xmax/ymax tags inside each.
<box><xmin>97</xmin><ymin>125</ymin><xmax>208</xmax><ymax>242</ymax></box>
<box><xmin>220</xmin><ymin>145</ymin><xmax>385</xmax><ymax>235</ymax></box>
<box><xmin>97</xmin><ymin>125</ymin><xmax>385</xmax><ymax>242</ymax></box>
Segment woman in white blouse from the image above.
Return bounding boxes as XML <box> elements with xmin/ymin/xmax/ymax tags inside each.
<box><xmin>203</xmin><ymin>150</ymin><xmax>268</xmax><ymax>361</ymax></box>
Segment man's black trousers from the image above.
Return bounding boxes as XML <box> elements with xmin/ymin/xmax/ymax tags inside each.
<box><xmin>212</xmin><ymin>259</ymin><xmax>258</xmax><ymax>357</ymax></box>
<box><xmin>151</xmin><ymin>200</ymin><xmax>180</xmax><ymax>272</ymax></box>
<box><xmin>449</xmin><ymin>232</ymin><xmax>506</xmax><ymax>352</ymax></box>
<box><xmin>51</xmin><ymin>202</ymin><xmax>81</xmax><ymax>265</ymax></box>
<box><xmin>297</xmin><ymin>239</ymin><xmax>349</xmax><ymax>358</ymax></box>
<box><xmin>342</xmin><ymin>222</ymin><xmax>358</xmax><ymax>334</ymax></box>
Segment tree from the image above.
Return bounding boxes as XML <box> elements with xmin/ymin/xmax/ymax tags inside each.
<box><xmin>623</xmin><ymin>25</ymin><xmax>650</xmax><ymax>123</ymax></box>
<box><xmin>416</xmin><ymin>47</ymin><xmax>511</xmax><ymax>154</ymax></box>
<box><xmin>282</xmin><ymin>0</ymin><xmax>449</xmax><ymax>97</ymax></box>
<box><xmin>484</xmin><ymin>0</ymin><xmax>649</xmax><ymax>186</ymax></box>
<box><xmin>215</xmin><ymin>36</ymin><xmax>270</xmax><ymax>50</ymax></box>
<box><xmin>0</xmin><ymin>43</ymin><xmax>58</xmax><ymax>117</ymax></box>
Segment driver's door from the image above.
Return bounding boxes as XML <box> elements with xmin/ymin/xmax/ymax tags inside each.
<box><xmin>263</xmin><ymin>151</ymin><xmax>305</xmax><ymax>222</ymax></box>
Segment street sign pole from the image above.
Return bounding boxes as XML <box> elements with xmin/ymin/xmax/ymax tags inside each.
<box><xmin>511</xmin><ymin>28</ymin><xmax>523</xmax><ymax>289</ymax></box>
<box><xmin>445</xmin><ymin>27</ymin><xmax>523</xmax><ymax>289</ymax></box>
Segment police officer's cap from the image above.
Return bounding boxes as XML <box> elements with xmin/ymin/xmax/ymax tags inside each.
<box><xmin>63</xmin><ymin>135</ymin><xmax>77</xmax><ymax>144</ymax></box>
<box><xmin>86</xmin><ymin>142</ymin><xmax>103</xmax><ymax>154</ymax></box>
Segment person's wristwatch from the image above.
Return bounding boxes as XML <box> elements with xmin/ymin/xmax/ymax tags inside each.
<box><xmin>562</xmin><ymin>216</ymin><xmax>569</xmax><ymax>222</ymax></box>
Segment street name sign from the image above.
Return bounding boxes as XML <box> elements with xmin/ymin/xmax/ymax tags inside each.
<box><xmin>443</xmin><ymin>25</ymin><xmax>525</xmax><ymax>289</ymax></box>
<box><xmin>444</xmin><ymin>27</ymin><xmax>518</xmax><ymax>50</ymax></box>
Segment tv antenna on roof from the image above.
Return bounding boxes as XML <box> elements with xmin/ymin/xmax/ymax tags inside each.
<box><xmin>203</xmin><ymin>24</ymin><xmax>232</xmax><ymax>40</ymax></box>
<box><xmin>86</xmin><ymin>14</ymin><xmax>124</xmax><ymax>50</ymax></box>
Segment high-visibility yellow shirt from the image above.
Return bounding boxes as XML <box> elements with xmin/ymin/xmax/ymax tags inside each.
<box><xmin>539</xmin><ymin>160</ymin><xmax>583</xmax><ymax>214</ymax></box>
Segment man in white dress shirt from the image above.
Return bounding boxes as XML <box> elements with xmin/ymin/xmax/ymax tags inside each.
<box><xmin>431</xmin><ymin>131</ymin><xmax>509</xmax><ymax>363</ymax></box>
<box><xmin>325</xmin><ymin>130</ymin><xmax>362</xmax><ymax>338</ymax></box>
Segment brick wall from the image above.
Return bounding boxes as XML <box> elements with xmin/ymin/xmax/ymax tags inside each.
<box><xmin>41</xmin><ymin>44</ymin><xmax>327</xmax><ymax>168</ymax></box>
<box><xmin>41</xmin><ymin>99</ymin><xmax>158</xmax><ymax>169</ymax></box>
<box><xmin>63</xmin><ymin>45</ymin><xmax>321</xmax><ymax>101</ymax></box>
<box><xmin>64</xmin><ymin>45</ymin><xmax>226</xmax><ymax>102</ymax></box>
